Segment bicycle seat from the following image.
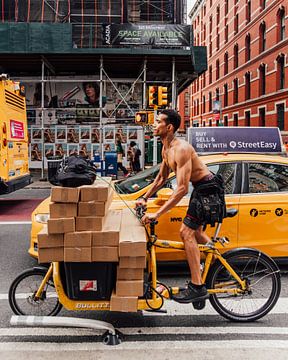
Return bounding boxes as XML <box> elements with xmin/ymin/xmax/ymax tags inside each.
<box><xmin>226</xmin><ymin>208</ymin><xmax>238</xmax><ymax>218</ymax></box>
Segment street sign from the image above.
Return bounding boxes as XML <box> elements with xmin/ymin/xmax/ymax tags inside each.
<box><xmin>187</xmin><ymin>127</ymin><xmax>284</xmax><ymax>154</ymax></box>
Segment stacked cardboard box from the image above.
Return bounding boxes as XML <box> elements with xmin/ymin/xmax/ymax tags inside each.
<box><xmin>37</xmin><ymin>179</ymin><xmax>148</xmax><ymax>313</ymax></box>
<box><xmin>110</xmin><ymin>208</ymin><xmax>147</xmax><ymax>312</ymax></box>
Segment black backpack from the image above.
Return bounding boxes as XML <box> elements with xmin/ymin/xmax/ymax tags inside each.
<box><xmin>56</xmin><ymin>156</ymin><xmax>97</xmax><ymax>187</ymax></box>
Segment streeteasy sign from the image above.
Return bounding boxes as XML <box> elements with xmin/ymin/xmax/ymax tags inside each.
<box><xmin>102</xmin><ymin>24</ymin><xmax>191</xmax><ymax>47</ymax></box>
<box><xmin>187</xmin><ymin>127</ymin><xmax>283</xmax><ymax>153</ymax></box>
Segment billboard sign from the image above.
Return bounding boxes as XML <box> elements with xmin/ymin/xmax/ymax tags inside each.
<box><xmin>187</xmin><ymin>127</ymin><xmax>283</xmax><ymax>153</ymax></box>
<box><xmin>103</xmin><ymin>24</ymin><xmax>191</xmax><ymax>47</ymax></box>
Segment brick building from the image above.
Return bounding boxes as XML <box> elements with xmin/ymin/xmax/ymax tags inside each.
<box><xmin>188</xmin><ymin>0</ymin><xmax>288</xmax><ymax>137</ymax></box>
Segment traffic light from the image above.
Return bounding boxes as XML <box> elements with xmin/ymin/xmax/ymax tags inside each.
<box><xmin>135</xmin><ymin>111</ymin><xmax>148</xmax><ymax>125</ymax></box>
<box><xmin>158</xmin><ymin>86</ymin><xmax>168</xmax><ymax>107</ymax></box>
<box><xmin>148</xmin><ymin>86</ymin><xmax>158</xmax><ymax>108</ymax></box>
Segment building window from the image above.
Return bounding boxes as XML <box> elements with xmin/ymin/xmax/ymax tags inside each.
<box><xmin>209</xmin><ymin>65</ymin><xmax>212</xmax><ymax>84</ymax></box>
<box><xmin>224</xmin><ymin>83</ymin><xmax>228</xmax><ymax>107</ymax></box>
<box><xmin>277</xmin><ymin>104</ymin><xmax>285</xmax><ymax>130</ymax></box>
<box><xmin>202</xmin><ymin>95</ymin><xmax>206</xmax><ymax>113</ymax></box>
<box><xmin>245</xmin><ymin>111</ymin><xmax>251</xmax><ymax>126</ymax></box>
<box><xmin>259</xmin><ymin>107</ymin><xmax>266</xmax><ymax>127</ymax></box>
<box><xmin>209</xmin><ymin>16</ymin><xmax>212</xmax><ymax>34</ymax></box>
<box><xmin>203</xmin><ymin>73</ymin><xmax>206</xmax><ymax>89</ymax></box>
<box><xmin>216</xmin><ymin>6</ymin><xmax>220</xmax><ymax>24</ymax></box>
<box><xmin>277</xmin><ymin>8</ymin><xmax>286</xmax><ymax>42</ymax></box>
<box><xmin>216</xmin><ymin>32</ymin><xmax>220</xmax><ymax>50</ymax></box>
<box><xmin>234</xmin><ymin>44</ymin><xmax>238</xmax><ymax>69</ymax></box>
<box><xmin>215</xmin><ymin>88</ymin><xmax>220</xmax><ymax>101</ymax></box>
<box><xmin>259</xmin><ymin>22</ymin><xmax>266</xmax><ymax>52</ymax></box>
<box><xmin>245</xmin><ymin>33</ymin><xmax>251</xmax><ymax>62</ymax></box>
<box><xmin>277</xmin><ymin>54</ymin><xmax>285</xmax><ymax>90</ymax></box>
<box><xmin>260</xmin><ymin>0</ymin><xmax>266</xmax><ymax>10</ymax></box>
<box><xmin>245</xmin><ymin>72</ymin><xmax>251</xmax><ymax>100</ymax></box>
<box><xmin>203</xmin><ymin>24</ymin><xmax>206</xmax><ymax>42</ymax></box>
<box><xmin>246</xmin><ymin>1</ymin><xmax>251</xmax><ymax>23</ymax></box>
<box><xmin>203</xmin><ymin>5</ymin><xmax>206</xmax><ymax>16</ymax></box>
<box><xmin>225</xmin><ymin>25</ymin><xmax>228</xmax><ymax>43</ymax></box>
<box><xmin>259</xmin><ymin>64</ymin><xmax>266</xmax><ymax>96</ymax></box>
<box><xmin>234</xmin><ymin>13</ymin><xmax>239</xmax><ymax>34</ymax></box>
<box><xmin>216</xmin><ymin>59</ymin><xmax>220</xmax><ymax>80</ymax></box>
<box><xmin>225</xmin><ymin>0</ymin><xmax>228</xmax><ymax>15</ymax></box>
<box><xmin>209</xmin><ymin>92</ymin><xmax>212</xmax><ymax>112</ymax></box>
<box><xmin>233</xmin><ymin>78</ymin><xmax>238</xmax><ymax>104</ymax></box>
<box><xmin>234</xmin><ymin>113</ymin><xmax>239</xmax><ymax>126</ymax></box>
<box><xmin>224</xmin><ymin>115</ymin><xmax>228</xmax><ymax>126</ymax></box>
<box><xmin>224</xmin><ymin>52</ymin><xmax>229</xmax><ymax>75</ymax></box>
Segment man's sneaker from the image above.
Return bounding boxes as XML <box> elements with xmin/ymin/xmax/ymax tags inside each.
<box><xmin>172</xmin><ymin>282</ymin><xmax>209</xmax><ymax>304</ymax></box>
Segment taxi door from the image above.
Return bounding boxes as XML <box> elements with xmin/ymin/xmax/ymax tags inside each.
<box><xmin>153</xmin><ymin>161</ymin><xmax>242</xmax><ymax>261</ymax></box>
<box><xmin>238</xmin><ymin>161</ymin><xmax>288</xmax><ymax>258</ymax></box>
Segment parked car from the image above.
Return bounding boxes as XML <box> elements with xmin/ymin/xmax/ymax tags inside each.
<box><xmin>29</xmin><ymin>153</ymin><xmax>288</xmax><ymax>262</ymax></box>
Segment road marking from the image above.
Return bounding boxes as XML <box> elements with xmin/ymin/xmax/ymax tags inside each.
<box><xmin>2</xmin><ymin>326</ymin><xmax>288</xmax><ymax>337</ymax></box>
<box><xmin>0</xmin><ymin>221</ymin><xmax>32</xmax><ymax>225</ymax></box>
<box><xmin>1</xmin><ymin>340</ymin><xmax>288</xmax><ymax>351</ymax></box>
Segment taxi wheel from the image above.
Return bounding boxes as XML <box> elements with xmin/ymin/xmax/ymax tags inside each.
<box><xmin>206</xmin><ymin>249</ymin><xmax>281</xmax><ymax>322</ymax></box>
<box><xmin>9</xmin><ymin>268</ymin><xmax>62</xmax><ymax>316</ymax></box>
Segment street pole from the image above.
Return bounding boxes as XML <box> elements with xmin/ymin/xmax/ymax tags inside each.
<box><xmin>40</xmin><ymin>59</ymin><xmax>46</xmax><ymax>181</ymax></box>
<box><xmin>153</xmin><ymin>108</ymin><xmax>158</xmax><ymax>165</ymax></box>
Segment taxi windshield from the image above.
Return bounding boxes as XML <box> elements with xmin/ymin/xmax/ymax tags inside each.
<box><xmin>115</xmin><ymin>164</ymin><xmax>161</xmax><ymax>194</ymax></box>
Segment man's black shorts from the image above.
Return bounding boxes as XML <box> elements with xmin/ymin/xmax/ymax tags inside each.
<box><xmin>183</xmin><ymin>173</ymin><xmax>224</xmax><ymax>230</ymax></box>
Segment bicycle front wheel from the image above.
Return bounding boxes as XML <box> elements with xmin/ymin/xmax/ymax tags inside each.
<box><xmin>206</xmin><ymin>249</ymin><xmax>281</xmax><ymax>322</ymax></box>
<box><xmin>9</xmin><ymin>268</ymin><xmax>62</xmax><ymax>316</ymax></box>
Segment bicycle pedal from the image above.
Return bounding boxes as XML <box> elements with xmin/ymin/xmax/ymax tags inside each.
<box><xmin>192</xmin><ymin>300</ymin><xmax>206</xmax><ymax>310</ymax></box>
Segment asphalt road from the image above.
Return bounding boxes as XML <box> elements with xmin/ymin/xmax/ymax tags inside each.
<box><xmin>1</xmin><ymin>195</ymin><xmax>288</xmax><ymax>359</ymax></box>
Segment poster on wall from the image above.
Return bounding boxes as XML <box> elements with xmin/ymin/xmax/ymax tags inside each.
<box><xmin>80</xmin><ymin>126</ymin><xmax>91</xmax><ymax>143</ymax></box>
<box><xmin>56</xmin><ymin>126</ymin><xmax>67</xmax><ymax>143</ymax></box>
<box><xmin>91</xmin><ymin>127</ymin><xmax>100</xmax><ymax>143</ymax></box>
<box><xmin>31</xmin><ymin>127</ymin><xmax>42</xmax><ymax>143</ymax></box>
<box><xmin>79</xmin><ymin>143</ymin><xmax>92</xmax><ymax>159</ymax></box>
<box><xmin>55</xmin><ymin>143</ymin><xmax>67</xmax><ymax>157</ymax></box>
<box><xmin>67</xmin><ymin>126</ymin><xmax>79</xmax><ymax>143</ymax></box>
<box><xmin>67</xmin><ymin>143</ymin><xmax>79</xmax><ymax>156</ymax></box>
<box><xmin>30</xmin><ymin>143</ymin><xmax>42</xmax><ymax>162</ymax></box>
<box><xmin>44</xmin><ymin>144</ymin><xmax>55</xmax><ymax>158</ymax></box>
<box><xmin>104</xmin><ymin>127</ymin><xmax>115</xmax><ymax>142</ymax></box>
<box><xmin>44</xmin><ymin>128</ymin><xmax>55</xmax><ymax>143</ymax></box>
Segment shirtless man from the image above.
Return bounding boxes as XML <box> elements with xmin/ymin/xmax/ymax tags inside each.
<box><xmin>138</xmin><ymin>109</ymin><xmax>224</xmax><ymax>303</ymax></box>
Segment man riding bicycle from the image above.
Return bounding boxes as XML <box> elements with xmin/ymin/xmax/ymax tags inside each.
<box><xmin>137</xmin><ymin>109</ymin><xmax>225</xmax><ymax>303</ymax></box>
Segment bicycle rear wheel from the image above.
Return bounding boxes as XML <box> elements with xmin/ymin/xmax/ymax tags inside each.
<box><xmin>9</xmin><ymin>268</ymin><xmax>62</xmax><ymax>316</ymax></box>
<box><xmin>206</xmin><ymin>249</ymin><xmax>281</xmax><ymax>322</ymax></box>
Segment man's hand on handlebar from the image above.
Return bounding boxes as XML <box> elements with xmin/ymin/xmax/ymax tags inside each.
<box><xmin>141</xmin><ymin>212</ymin><xmax>159</xmax><ymax>225</ymax></box>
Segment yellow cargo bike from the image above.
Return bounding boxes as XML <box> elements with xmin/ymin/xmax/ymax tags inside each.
<box><xmin>8</xmin><ymin>202</ymin><xmax>281</xmax><ymax>345</ymax></box>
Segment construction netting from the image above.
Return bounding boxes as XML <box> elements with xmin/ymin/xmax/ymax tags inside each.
<box><xmin>1</xmin><ymin>1</ymin><xmax>178</xmax><ymax>24</ymax></box>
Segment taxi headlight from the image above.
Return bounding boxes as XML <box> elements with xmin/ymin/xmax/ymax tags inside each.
<box><xmin>35</xmin><ymin>213</ymin><xmax>50</xmax><ymax>224</ymax></box>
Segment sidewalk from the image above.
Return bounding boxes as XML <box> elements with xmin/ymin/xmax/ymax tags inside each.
<box><xmin>27</xmin><ymin>169</ymin><xmax>128</xmax><ymax>189</ymax></box>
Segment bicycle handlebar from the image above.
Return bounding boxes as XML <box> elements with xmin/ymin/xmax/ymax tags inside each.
<box><xmin>135</xmin><ymin>205</ymin><xmax>158</xmax><ymax>236</ymax></box>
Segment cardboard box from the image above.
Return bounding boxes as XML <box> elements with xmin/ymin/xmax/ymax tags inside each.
<box><xmin>64</xmin><ymin>231</ymin><xmax>92</xmax><ymax>247</ymax></box>
<box><xmin>78</xmin><ymin>187</ymin><xmax>113</xmax><ymax>216</ymax></box>
<box><xmin>50</xmin><ymin>203</ymin><xmax>78</xmax><ymax>219</ymax></box>
<box><xmin>119</xmin><ymin>208</ymin><xmax>146</xmax><ymax>257</ymax></box>
<box><xmin>80</xmin><ymin>178</ymin><xmax>112</xmax><ymax>202</ymax></box>
<box><xmin>117</xmin><ymin>267</ymin><xmax>144</xmax><ymax>280</ymax></box>
<box><xmin>110</xmin><ymin>292</ymin><xmax>138</xmax><ymax>312</ymax></box>
<box><xmin>47</xmin><ymin>217</ymin><xmax>75</xmax><ymax>234</ymax></box>
<box><xmin>91</xmin><ymin>247</ymin><xmax>119</xmax><ymax>262</ymax></box>
<box><xmin>119</xmin><ymin>256</ymin><xmax>146</xmax><ymax>269</ymax></box>
<box><xmin>92</xmin><ymin>210</ymin><xmax>122</xmax><ymax>247</ymax></box>
<box><xmin>37</xmin><ymin>226</ymin><xmax>64</xmax><ymax>248</ymax></box>
<box><xmin>64</xmin><ymin>247</ymin><xmax>92</xmax><ymax>262</ymax></box>
<box><xmin>38</xmin><ymin>247</ymin><xmax>63</xmax><ymax>264</ymax></box>
<box><xmin>51</xmin><ymin>187</ymin><xmax>79</xmax><ymax>203</ymax></box>
<box><xmin>76</xmin><ymin>216</ymin><xmax>104</xmax><ymax>232</ymax></box>
<box><xmin>116</xmin><ymin>280</ymin><xmax>144</xmax><ymax>297</ymax></box>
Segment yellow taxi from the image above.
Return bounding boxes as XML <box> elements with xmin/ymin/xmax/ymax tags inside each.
<box><xmin>29</xmin><ymin>152</ymin><xmax>288</xmax><ymax>262</ymax></box>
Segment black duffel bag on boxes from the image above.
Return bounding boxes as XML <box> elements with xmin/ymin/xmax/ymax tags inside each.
<box><xmin>56</xmin><ymin>155</ymin><xmax>97</xmax><ymax>187</ymax></box>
